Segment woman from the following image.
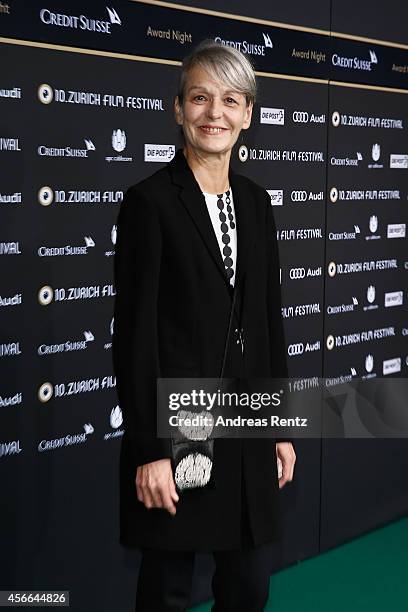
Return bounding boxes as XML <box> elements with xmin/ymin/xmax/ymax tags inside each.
<box><xmin>113</xmin><ymin>40</ymin><xmax>296</xmax><ymax>612</ymax></box>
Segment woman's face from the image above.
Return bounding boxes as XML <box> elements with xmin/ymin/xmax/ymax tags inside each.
<box><xmin>175</xmin><ymin>64</ymin><xmax>253</xmax><ymax>157</ymax></box>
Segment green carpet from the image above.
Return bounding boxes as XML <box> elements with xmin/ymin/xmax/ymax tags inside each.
<box><xmin>190</xmin><ymin>516</ymin><xmax>408</xmax><ymax>611</ymax></box>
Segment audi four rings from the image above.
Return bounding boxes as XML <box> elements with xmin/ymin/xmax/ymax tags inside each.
<box><xmin>289</xmin><ymin>268</ymin><xmax>306</xmax><ymax>279</ymax></box>
<box><xmin>291</xmin><ymin>190</ymin><xmax>308</xmax><ymax>201</ymax></box>
<box><xmin>288</xmin><ymin>343</ymin><xmax>304</xmax><ymax>356</ymax></box>
<box><xmin>292</xmin><ymin>111</ymin><xmax>309</xmax><ymax>122</ymax></box>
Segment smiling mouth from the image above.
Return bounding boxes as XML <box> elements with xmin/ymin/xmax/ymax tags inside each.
<box><xmin>199</xmin><ymin>126</ymin><xmax>228</xmax><ymax>134</ymax></box>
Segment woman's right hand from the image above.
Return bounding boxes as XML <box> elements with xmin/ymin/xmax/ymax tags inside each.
<box><xmin>136</xmin><ymin>458</ymin><xmax>179</xmax><ymax>515</ymax></box>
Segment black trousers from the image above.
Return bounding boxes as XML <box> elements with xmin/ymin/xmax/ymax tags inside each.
<box><xmin>135</xmin><ymin>544</ymin><xmax>272</xmax><ymax>612</ymax></box>
<box><xmin>135</xmin><ymin>453</ymin><xmax>274</xmax><ymax>612</ymax></box>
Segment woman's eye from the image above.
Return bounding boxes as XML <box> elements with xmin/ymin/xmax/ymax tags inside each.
<box><xmin>194</xmin><ymin>95</ymin><xmax>206</xmax><ymax>102</ymax></box>
<box><xmin>225</xmin><ymin>97</ymin><xmax>237</xmax><ymax>105</ymax></box>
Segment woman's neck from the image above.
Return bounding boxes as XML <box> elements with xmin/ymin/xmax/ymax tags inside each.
<box><xmin>183</xmin><ymin>147</ymin><xmax>231</xmax><ymax>195</ymax></box>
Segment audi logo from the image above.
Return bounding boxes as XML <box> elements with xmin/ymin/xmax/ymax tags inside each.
<box><xmin>291</xmin><ymin>190</ymin><xmax>307</xmax><ymax>202</ymax></box>
<box><xmin>288</xmin><ymin>343</ymin><xmax>304</xmax><ymax>356</ymax></box>
<box><xmin>292</xmin><ymin>111</ymin><xmax>309</xmax><ymax>123</ymax></box>
<box><xmin>289</xmin><ymin>267</ymin><xmax>306</xmax><ymax>279</ymax></box>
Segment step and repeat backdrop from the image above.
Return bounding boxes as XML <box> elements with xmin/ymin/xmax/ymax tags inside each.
<box><xmin>1</xmin><ymin>1</ymin><xmax>408</xmax><ymax>610</ymax></box>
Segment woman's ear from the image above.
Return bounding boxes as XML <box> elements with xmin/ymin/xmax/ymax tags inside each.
<box><xmin>242</xmin><ymin>101</ymin><xmax>253</xmax><ymax>130</ymax></box>
<box><xmin>174</xmin><ymin>96</ymin><xmax>183</xmax><ymax>126</ymax></box>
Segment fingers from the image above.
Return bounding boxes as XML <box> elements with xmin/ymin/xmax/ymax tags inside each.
<box><xmin>276</xmin><ymin>443</ymin><xmax>296</xmax><ymax>489</ymax></box>
<box><xmin>279</xmin><ymin>458</ymin><xmax>295</xmax><ymax>487</ymax></box>
<box><xmin>278</xmin><ymin>464</ymin><xmax>292</xmax><ymax>489</ymax></box>
<box><xmin>135</xmin><ymin>460</ymin><xmax>179</xmax><ymax>515</ymax></box>
<box><xmin>169</xmin><ymin>473</ymin><xmax>180</xmax><ymax>505</ymax></box>
<box><xmin>161</xmin><ymin>486</ymin><xmax>177</xmax><ymax>516</ymax></box>
<box><xmin>135</xmin><ymin>466</ymin><xmax>145</xmax><ymax>504</ymax></box>
<box><xmin>136</xmin><ymin>466</ymin><xmax>155</xmax><ymax>508</ymax></box>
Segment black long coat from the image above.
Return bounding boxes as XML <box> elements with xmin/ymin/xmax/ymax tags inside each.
<box><xmin>112</xmin><ymin>149</ymin><xmax>289</xmax><ymax>551</ymax></box>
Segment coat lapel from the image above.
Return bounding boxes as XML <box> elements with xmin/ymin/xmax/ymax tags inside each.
<box><xmin>168</xmin><ymin>149</ymin><xmax>256</xmax><ymax>294</ymax></box>
<box><xmin>229</xmin><ymin>168</ymin><xmax>256</xmax><ymax>290</ymax></box>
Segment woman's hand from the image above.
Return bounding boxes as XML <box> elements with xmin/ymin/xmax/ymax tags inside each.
<box><xmin>136</xmin><ymin>458</ymin><xmax>179</xmax><ymax>515</ymax></box>
<box><xmin>276</xmin><ymin>442</ymin><xmax>296</xmax><ymax>489</ymax></box>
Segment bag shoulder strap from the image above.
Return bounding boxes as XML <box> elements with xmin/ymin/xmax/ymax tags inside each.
<box><xmin>219</xmin><ymin>287</ymin><xmax>237</xmax><ymax>379</ymax></box>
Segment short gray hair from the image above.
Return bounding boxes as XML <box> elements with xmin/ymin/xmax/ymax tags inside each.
<box><xmin>177</xmin><ymin>39</ymin><xmax>257</xmax><ymax>106</ymax></box>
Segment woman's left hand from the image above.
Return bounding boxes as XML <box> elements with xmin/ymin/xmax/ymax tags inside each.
<box><xmin>276</xmin><ymin>442</ymin><xmax>296</xmax><ymax>489</ymax></box>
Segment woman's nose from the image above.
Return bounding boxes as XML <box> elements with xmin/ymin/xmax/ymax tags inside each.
<box><xmin>207</xmin><ymin>98</ymin><xmax>223</xmax><ymax>119</ymax></box>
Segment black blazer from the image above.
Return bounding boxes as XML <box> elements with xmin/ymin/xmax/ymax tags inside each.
<box><xmin>112</xmin><ymin>149</ymin><xmax>289</xmax><ymax>550</ymax></box>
